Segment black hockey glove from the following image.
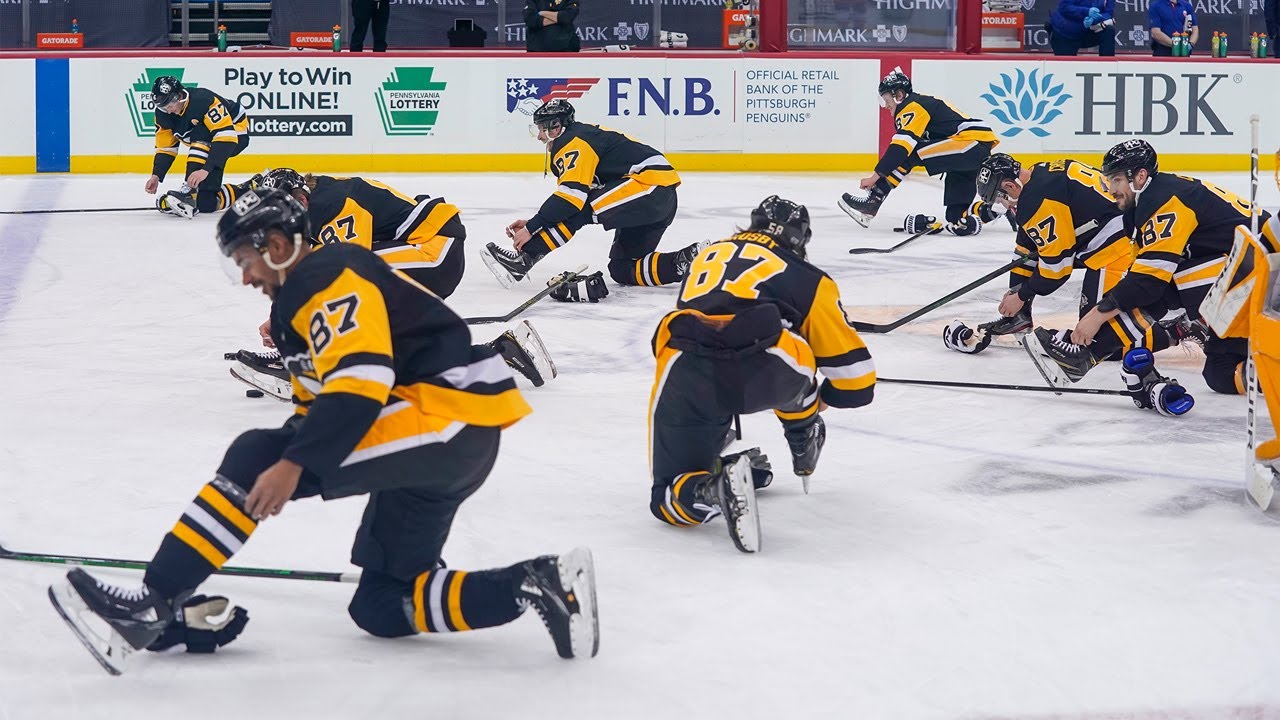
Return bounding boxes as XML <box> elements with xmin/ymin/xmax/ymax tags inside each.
<box><xmin>720</xmin><ymin>447</ymin><xmax>773</xmax><ymax>490</ymax></box>
<box><xmin>550</xmin><ymin>270</ymin><xmax>609</xmax><ymax>303</ymax></box>
<box><xmin>902</xmin><ymin>214</ymin><xmax>937</xmax><ymax>234</ymax></box>
<box><xmin>1120</xmin><ymin>348</ymin><xmax>1194</xmax><ymax>417</ymax></box>
<box><xmin>147</xmin><ymin>594</ymin><xmax>249</xmax><ymax>654</ymax></box>
<box><xmin>942</xmin><ymin>319</ymin><xmax>992</xmax><ymax>354</ymax></box>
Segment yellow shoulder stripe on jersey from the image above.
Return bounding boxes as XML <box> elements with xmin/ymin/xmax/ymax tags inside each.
<box><xmin>363</xmin><ymin>178</ymin><xmax>418</xmax><ymax>205</ymax></box>
<box><xmin>288</xmin><ymin>267</ymin><xmax>394</xmax><ymax>404</ymax></box>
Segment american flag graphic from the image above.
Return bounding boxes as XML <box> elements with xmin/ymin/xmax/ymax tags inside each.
<box><xmin>506</xmin><ymin>77</ymin><xmax>600</xmax><ymax>115</ymax></box>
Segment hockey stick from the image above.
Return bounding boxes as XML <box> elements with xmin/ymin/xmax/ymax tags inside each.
<box><xmin>0</xmin><ymin>540</ymin><xmax>360</xmax><ymax>583</ymax></box>
<box><xmin>1244</xmin><ymin>115</ymin><xmax>1272</xmax><ymax>510</ymax></box>
<box><xmin>878</xmin><ymin>376</ymin><xmax>1130</xmax><ymax>397</ymax></box>
<box><xmin>848</xmin><ymin>224</ymin><xmax>942</xmax><ymax>254</ymax></box>
<box><xmin>464</xmin><ymin>264</ymin><xmax>589</xmax><ymax>325</ymax></box>
<box><xmin>0</xmin><ymin>206</ymin><xmax>155</xmax><ymax>215</ymax></box>
<box><xmin>850</xmin><ymin>255</ymin><xmax>1035</xmax><ymax>333</ymax></box>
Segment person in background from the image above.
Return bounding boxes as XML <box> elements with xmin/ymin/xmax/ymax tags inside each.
<box><xmin>1267</xmin><ymin>0</ymin><xmax>1279</xmax><ymax>58</ymax></box>
<box><xmin>1148</xmin><ymin>0</ymin><xmax>1198</xmax><ymax>56</ymax></box>
<box><xmin>351</xmin><ymin>0</ymin><xmax>389</xmax><ymax>52</ymax></box>
<box><xmin>1048</xmin><ymin>0</ymin><xmax>1116</xmax><ymax>55</ymax></box>
<box><xmin>524</xmin><ymin>0</ymin><xmax>580</xmax><ymax>52</ymax></box>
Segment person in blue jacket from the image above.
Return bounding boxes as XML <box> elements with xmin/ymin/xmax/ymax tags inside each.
<box><xmin>1048</xmin><ymin>0</ymin><xmax>1116</xmax><ymax>55</ymax></box>
<box><xmin>1148</xmin><ymin>0</ymin><xmax>1198</xmax><ymax>55</ymax></box>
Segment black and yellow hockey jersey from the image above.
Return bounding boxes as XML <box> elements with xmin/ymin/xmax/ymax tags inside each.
<box><xmin>875</xmin><ymin>93</ymin><xmax>998</xmax><ymax>177</ymax></box>
<box><xmin>656</xmin><ymin>232</ymin><xmax>874</xmax><ymax>409</ymax></box>
<box><xmin>269</xmin><ymin>243</ymin><xmax>530</xmax><ymax>479</ymax></box>
<box><xmin>1012</xmin><ymin>159</ymin><xmax>1133</xmax><ymax>298</ymax></box>
<box><xmin>1110</xmin><ymin>173</ymin><xmax>1277</xmax><ymax>311</ymax></box>
<box><xmin>528</xmin><ymin>123</ymin><xmax>680</xmax><ymax>233</ymax></box>
<box><xmin>307</xmin><ymin>175</ymin><xmax>465</xmax><ymax>251</ymax></box>
<box><xmin>151</xmin><ymin>87</ymin><xmax>248</xmax><ymax>180</ymax></box>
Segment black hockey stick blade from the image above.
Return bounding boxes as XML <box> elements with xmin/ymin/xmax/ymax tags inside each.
<box><xmin>849</xmin><ymin>255</ymin><xmax>1034</xmax><ymax>334</ymax></box>
<box><xmin>0</xmin><ymin>206</ymin><xmax>155</xmax><ymax>215</ymax></box>
<box><xmin>0</xmin><ymin>541</ymin><xmax>360</xmax><ymax>583</ymax></box>
<box><xmin>848</xmin><ymin>224</ymin><xmax>942</xmax><ymax>254</ymax></box>
<box><xmin>464</xmin><ymin>263</ymin><xmax>589</xmax><ymax>325</ymax></box>
<box><xmin>878</xmin><ymin>376</ymin><xmax>1130</xmax><ymax>396</ymax></box>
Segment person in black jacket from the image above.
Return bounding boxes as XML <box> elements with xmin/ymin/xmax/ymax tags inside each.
<box><xmin>1268</xmin><ymin>0</ymin><xmax>1279</xmax><ymax>57</ymax></box>
<box><xmin>524</xmin><ymin>0</ymin><xmax>580</xmax><ymax>52</ymax></box>
<box><xmin>351</xmin><ymin>0</ymin><xmax>389</xmax><ymax>52</ymax></box>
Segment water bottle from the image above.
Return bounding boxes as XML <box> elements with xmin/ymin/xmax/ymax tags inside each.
<box><xmin>1182</xmin><ymin>11</ymin><xmax>1192</xmax><ymax>33</ymax></box>
<box><xmin>1260</xmin><ymin>33</ymin><xmax>1270</xmax><ymax>58</ymax></box>
<box><xmin>1211</xmin><ymin>31</ymin><xmax>1220</xmax><ymax>57</ymax></box>
<box><xmin>70</xmin><ymin>17</ymin><xmax>79</xmax><ymax>34</ymax></box>
<box><xmin>1251</xmin><ymin>32</ymin><xmax>1259</xmax><ymax>56</ymax></box>
<box><xmin>216</xmin><ymin>24</ymin><xmax>227</xmax><ymax>52</ymax></box>
<box><xmin>332</xmin><ymin>24</ymin><xmax>341</xmax><ymax>52</ymax></box>
<box><xmin>1219</xmin><ymin>32</ymin><xmax>1228</xmax><ymax>57</ymax></box>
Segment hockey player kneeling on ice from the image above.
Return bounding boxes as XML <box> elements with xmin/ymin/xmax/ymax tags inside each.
<box><xmin>482</xmin><ymin>99</ymin><xmax>708</xmax><ymax>289</ymax></box>
<box><xmin>229</xmin><ymin>168</ymin><xmax>554</xmax><ymax>390</ymax></box>
<box><xmin>944</xmin><ymin>152</ymin><xmax>1173</xmax><ymax>354</ymax></box>
<box><xmin>145</xmin><ymin>76</ymin><xmax>259</xmax><ymax>219</ymax></box>
<box><xmin>648</xmin><ymin>197</ymin><xmax>876</xmax><ymax>553</ymax></box>
<box><xmin>838</xmin><ymin>67</ymin><xmax>999</xmax><ymax>236</ymax></box>
<box><xmin>48</xmin><ymin>190</ymin><xmax>598</xmax><ymax>675</ymax></box>
<box><xmin>1024</xmin><ymin>139</ymin><xmax>1279</xmax><ymax>395</ymax></box>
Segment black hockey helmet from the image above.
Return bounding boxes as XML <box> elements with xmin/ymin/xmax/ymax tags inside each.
<box><xmin>1101</xmin><ymin>139</ymin><xmax>1158</xmax><ymax>179</ymax></box>
<box><xmin>259</xmin><ymin>168</ymin><xmax>309</xmax><ymax>196</ymax></box>
<box><xmin>151</xmin><ymin>75</ymin><xmax>185</xmax><ymax>108</ymax></box>
<box><xmin>533</xmin><ymin>99</ymin><xmax>575</xmax><ymax>131</ymax></box>
<box><xmin>216</xmin><ymin>189</ymin><xmax>311</xmax><ymax>257</ymax></box>
<box><xmin>750</xmin><ymin>195</ymin><xmax>812</xmax><ymax>259</ymax></box>
<box><xmin>976</xmin><ymin>153</ymin><xmax>1022</xmax><ymax>204</ymax></box>
<box><xmin>878</xmin><ymin>66</ymin><xmax>912</xmax><ymax>98</ymax></box>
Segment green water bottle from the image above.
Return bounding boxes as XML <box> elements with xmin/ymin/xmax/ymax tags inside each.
<box><xmin>332</xmin><ymin>24</ymin><xmax>341</xmax><ymax>52</ymax></box>
<box><xmin>1260</xmin><ymin>33</ymin><xmax>1270</xmax><ymax>58</ymax></box>
<box><xmin>1211</xmin><ymin>31</ymin><xmax>1220</xmax><ymax>57</ymax></box>
<box><xmin>216</xmin><ymin>24</ymin><xmax>227</xmax><ymax>52</ymax></box>
<box><xmin>1219</xmin><ymin>31</ymin><xmax>1228</xmax><ymax>57</ymax></box>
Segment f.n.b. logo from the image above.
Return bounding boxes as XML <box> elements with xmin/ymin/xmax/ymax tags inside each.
<box><xmin>608</xmin><ymin>77</ymin><xmax>720</xmax><ymax>117</ymax></box>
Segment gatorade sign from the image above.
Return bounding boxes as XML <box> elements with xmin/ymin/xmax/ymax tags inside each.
<box><xmin>36</xmin><ymin>33</ymin><xmax>84</xmax><ymax>49</ymax></box>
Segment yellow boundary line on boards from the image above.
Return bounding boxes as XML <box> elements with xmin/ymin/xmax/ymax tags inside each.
<box><xmin>0</xmin><ymin>152</ymin><xmax>1274</xmax><ymax>175</ymax></box>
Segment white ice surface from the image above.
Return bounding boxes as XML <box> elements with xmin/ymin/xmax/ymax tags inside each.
<box><xmin>0</xmin><ymin>172</ymin><xmax>1278</xmax><ymax>720</ymax></box>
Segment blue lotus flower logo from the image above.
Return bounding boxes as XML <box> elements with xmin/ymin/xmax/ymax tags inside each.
<box><xmin>980</xmin><ymin>68</ymin><xmax>1071</xmax><ymax>138</ymax></box>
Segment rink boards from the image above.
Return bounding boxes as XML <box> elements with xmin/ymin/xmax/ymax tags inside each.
<box><xmin>0</xmin><ymin>52</ymin><xmax>1277</xmax><ymax>174</ymax></box>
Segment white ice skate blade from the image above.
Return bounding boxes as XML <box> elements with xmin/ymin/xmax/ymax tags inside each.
<box><xmin>229</xmin><ymin>363</ymin><xmax>293</xmax><ymax>402</ymax></box>
<box><xmin>1021</xmin><ymin>331</ymin><xmax>1074</xmax><ymax>390</ymax></box>
<box><xmin>724</xmin><ymin>455</ymin><xmax>761</xmax><ymax>553</ymax></box>
<box><xmin>479</xmin><ymin>245</ymin><xmax>530</xmax><ymax>289</ymax></box>
<box><xmin>511</xmin><ymin>320</ymin><xmax>558</xmax><ymax>381</ymax></box>
<box><xmin>556</xmin><ymin>547</ymin><xmax>599</xmax><ymax>659</ymax></box>
<box><xmin>837</xmin><ymin>197</ymin><xmax>874</xmax><ymax>229</ymax></box>
<box><xmin>48</xmin><ymin>580</ymin><xmax>131</xmax><ymax>676</ymax></box>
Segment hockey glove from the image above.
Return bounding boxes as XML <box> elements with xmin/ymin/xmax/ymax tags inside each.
<box><xmin>1120</xmin><ymin>348</ymin><xmax>1194</xmax><ymax>417</ymax></box>
<box><xmin>902</xmin><ymin>214</ymin><xmax>937</xmax><ymax>235</ymax></box>
<box><xmin>720</xmin><ymin>447</ymin><xmax>773</xmax><ymax>490</ymax></box>
<box><xmin>943</xmin><ymin>319</ymin><xmax>993</xmax><ymax>354</ymax></box>
<box><xmin>970</xmin><ymin>200</ymin><xmax>1006</xmax><ymax>223</ymax></box>
<box><xmin>945</xmin><ymin>215</ymin><xmax>983</xmax><ymax>237</ymax></box>
<box><xmin>550</xmin><ymin>271</ymin><xmax>609</xmax><ymax>303</ymax></box>
<box><xmin>147</xmin><ymin>594</ymin><xmax>249</xmax><ymax>654</ymax></box>
<box><xmin>1083</xmin><ymin>7</ymin><xmax>1102</xmax><ymax>27</ymax></box>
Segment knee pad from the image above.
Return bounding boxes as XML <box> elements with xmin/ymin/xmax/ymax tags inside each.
<box><xmin>348</xmin><ymin>571</ymin><xmax>417</xmax><ymax>638</ymax></box>
<box><xmin>1203</xmin><ymin>356</ymin><xmax>1245</xmax><ymax>395</ymax></box>
<box><xmin>607</xmin><ymin>258</ymin><xmax>640</xmax><ymax>286</ymax></box>
<box><xmin>216</xmin><ymin>429</ymin><xmax>287</xmax><ymax>488</ymax></box>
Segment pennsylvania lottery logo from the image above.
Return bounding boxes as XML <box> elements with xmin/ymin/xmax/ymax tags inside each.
<box><xmin>376</xmin><ymin>67</ymin><xmax>447</xmax><ymax>136</ymax></box>
<box><xmin>126</xmin><ymin>68</ymin><xmax>199</xmax><ymax>138</ymax></box>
